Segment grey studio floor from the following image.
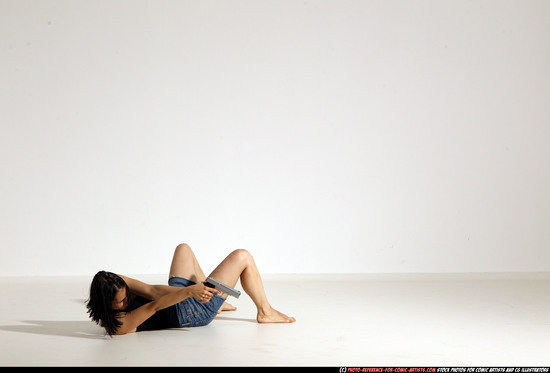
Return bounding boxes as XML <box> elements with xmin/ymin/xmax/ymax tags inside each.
<box><xmin>0</xmin><ymin>273</ymin><xmax>549</xmax><ymax>367</ymax></box>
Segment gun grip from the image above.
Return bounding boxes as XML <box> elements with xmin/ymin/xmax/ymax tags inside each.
<box><xmin>204</xmin><ymin>281</ymin><xmax>215</xmax><ymax>288</ymax></box>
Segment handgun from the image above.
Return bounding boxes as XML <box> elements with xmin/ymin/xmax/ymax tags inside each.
<box><xmin>203</xmin><ymin>277</ymin><xmax>241</xmax><ymax>299</ymax></box>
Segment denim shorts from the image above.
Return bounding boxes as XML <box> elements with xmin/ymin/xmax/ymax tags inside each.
<box><xmin>168</xmin><ymin>276</ymin><xmax>225</xmax><ymax>327</ymax></box>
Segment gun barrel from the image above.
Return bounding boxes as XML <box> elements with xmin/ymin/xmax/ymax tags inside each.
<box><xmin>204</xmin><ymin>277</ymin><xmax>241</xmax><ymax>299</ymax></box>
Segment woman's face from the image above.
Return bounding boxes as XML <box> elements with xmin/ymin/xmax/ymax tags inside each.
<box><xmin>111</xmin><ymin>287</ymin><xmax>128</xmax><ymax>311</ymax></box>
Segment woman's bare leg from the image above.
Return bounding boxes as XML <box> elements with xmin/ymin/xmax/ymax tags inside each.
<box><xmin>168</xmin><ymin>243</ymin><xmax>207</xmax><ymax>283</ymax></box>
<box><xmin>208</xmin><ymin>249</ymin><xmax>296</xmax><ymax>323</ymax></box>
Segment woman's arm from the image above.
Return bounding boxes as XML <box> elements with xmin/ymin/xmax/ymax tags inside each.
<box><xmin>117</xmin><ymin>275</ymin><xmax>157</xmax><ymax>299</ymax></box>
<box><xmin>113</xmin><ymin>282</ymin><xmax>219</xmax><ymax>335</ymax></box>
<box><xmin>118</xmin><ymin>274</ymin><xmax>187</xmax><ymax>300</ymax></box>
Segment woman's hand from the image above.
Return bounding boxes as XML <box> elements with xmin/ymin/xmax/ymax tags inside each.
<box><xmin>187</xmin><ymin>283</ymin><xmax>220</xmax><ymax>303</ymax></box>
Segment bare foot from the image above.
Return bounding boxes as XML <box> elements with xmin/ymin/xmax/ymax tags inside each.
<box><xmin>218</xmin><ymin>302</ymin><xmax>237</xmax><ymax>314</ymax></box>
<box><xmin>257</xmin><ymin>308</ymin><xmax>296</xmax><ymax>323</ymax></box>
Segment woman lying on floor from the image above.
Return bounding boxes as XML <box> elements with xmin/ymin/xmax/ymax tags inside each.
<box><xmin>86</xmin><ymin>244</ymin><xmax>296</xmax><ymax>336</ymax></box>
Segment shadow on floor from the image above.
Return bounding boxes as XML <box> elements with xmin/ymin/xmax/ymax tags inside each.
<box><xmin>214</xmin><ymin>316</ymin><xmax>257</xmax><ymax>323</ymax></box>
<box><xmin>0</xmin><ymin>320</ymin><xmax>105</xmax><ymax>339</ymax></box>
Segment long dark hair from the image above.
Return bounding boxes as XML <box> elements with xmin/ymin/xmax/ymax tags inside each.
<box><xmin>86</xmin><ymin>271</ymin><xmax>130</xmax><ymax>336</ymax></box>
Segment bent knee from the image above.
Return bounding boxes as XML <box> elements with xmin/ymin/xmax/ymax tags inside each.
<box><xmin>175</xmin><ymin>243</ymin><xmax>192</xmax><ymax>254</ymax></box>
<box><xmin>231</xmin><ymin>248</ymin><xmax>254</xmax><ymax>264</ymax></box>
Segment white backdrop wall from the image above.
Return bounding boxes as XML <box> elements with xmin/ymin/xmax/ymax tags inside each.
<box><xmin>2</xmin><ymin>0</ymin><xmax>549</xmax><ymax>276</ymax></box>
